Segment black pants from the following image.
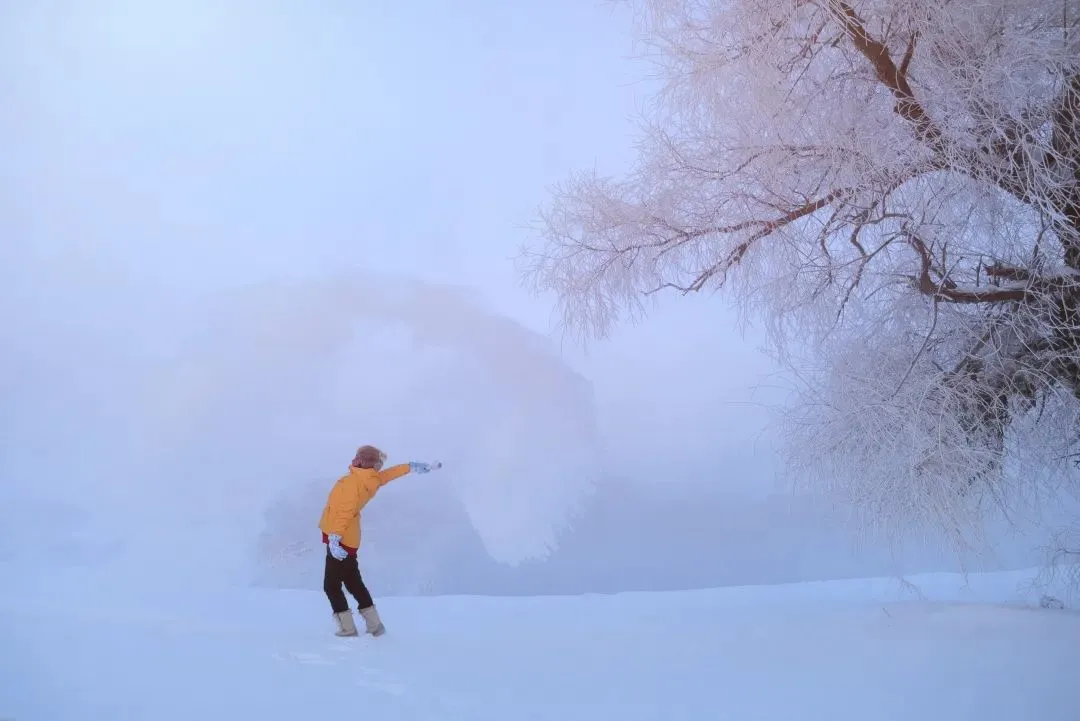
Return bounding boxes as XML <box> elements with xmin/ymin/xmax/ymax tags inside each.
<box><xmin>323</xmin><ymin>549</ymin><xmax>374</xmax><ymax>613</ymax></box>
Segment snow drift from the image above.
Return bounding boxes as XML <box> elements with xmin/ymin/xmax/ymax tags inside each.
<box><xmin>2</xmin><ymin>565</ymin><xmax>1077</xmax><ymax>721</ymax></box>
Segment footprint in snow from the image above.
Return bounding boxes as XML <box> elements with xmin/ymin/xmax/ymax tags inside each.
<box><xmin>271</xmin><ymin>650</ymin><xmax>334</xmax><ymax>666</ymax></box>
<box><xmin>270</xmin><ymin>646</ymin><xmax>407</xmax><ymax>696</ymax></box>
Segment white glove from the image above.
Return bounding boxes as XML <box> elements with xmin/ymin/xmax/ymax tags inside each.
<box><xmin>327</xmin><ymin>534</ymin><xmax>348</xmax><ymax>560</ymax></box>
<box><xmin>409</xmin><ymin>461</ymin><xmax>442</xmax><ymax>474</ymax></box>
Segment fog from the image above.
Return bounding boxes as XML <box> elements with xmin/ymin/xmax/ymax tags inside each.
<box><xmin>1</xmin><ymin>1</ymin><xmax>1066</xmax><ymax>594</ymax></box>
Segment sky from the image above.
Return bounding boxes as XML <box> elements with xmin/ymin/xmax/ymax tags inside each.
<box><xmin>3</xmin><ymin>0</ymin><xmax>1048</xmax><ymax>589</ymax></box>
<box><xmin>3</xmin><ymin>0</ymin><xmax>651</xmax><ymax>294</ymax></box>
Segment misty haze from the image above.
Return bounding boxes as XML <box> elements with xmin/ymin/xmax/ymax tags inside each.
<box><xmin>3</xmin><ymin>1</ymin><xmax>1079</xmax><ymax>720</ymax></box>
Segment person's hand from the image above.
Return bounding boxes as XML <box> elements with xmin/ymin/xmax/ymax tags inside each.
<box><xmin>409</xmin><ymin>461</ymin><xmax>442</xmax><ymax>474</ymax></box>
<box><xmin>327</xmin><ymin>534</ymin><xmax>348</xmax><ymax>560</ymax></box>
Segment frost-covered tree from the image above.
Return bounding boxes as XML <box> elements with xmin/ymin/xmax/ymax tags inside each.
<box><xmin>520</xmin><ymin>0</ymin><xmax>1080</xmax><ymax>545</ymax></box>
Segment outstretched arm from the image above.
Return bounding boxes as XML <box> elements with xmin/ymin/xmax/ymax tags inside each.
<box><xmin>377</xmin><ymin>463</ymin><xmax>411</xmax><ymax>486</ymax></box>
<box><xmin>377</xmin><ymin>460</ymin><xmax>441</xmax><ymax>486</ymax></box>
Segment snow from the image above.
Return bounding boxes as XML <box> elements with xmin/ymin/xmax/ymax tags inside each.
<box><xmin>3</xmin><ymin>566</ymin><xmax>1078</xmax><ymax>721</ymax></box>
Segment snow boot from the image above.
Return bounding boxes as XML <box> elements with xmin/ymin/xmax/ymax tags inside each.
<box><xmin>359</xmin><ymin>605</ymin><xmax>386</xmax><ymax>637</ymax></box>
<box><xmin>333</xmin><ymin>610</ymin><xmax>359</xmax><ymax>637</ymax></box>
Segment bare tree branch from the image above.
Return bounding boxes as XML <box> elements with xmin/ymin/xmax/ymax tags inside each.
<box><xmin>521</xmin><ymin>0</ymin><xmax>1080</xmax><ymax>554</ymax></box>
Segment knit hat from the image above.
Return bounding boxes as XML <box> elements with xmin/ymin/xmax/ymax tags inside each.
<box><xmin>352</xmin><ymin>445</ymin><xmax>387</xmax><ymax>470</ymax></box>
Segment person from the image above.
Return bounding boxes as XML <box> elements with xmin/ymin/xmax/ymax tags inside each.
<box><xmin>318</xmin><ymin>444</ymin><xmax>440</xmax><ymax>637</ymax></box>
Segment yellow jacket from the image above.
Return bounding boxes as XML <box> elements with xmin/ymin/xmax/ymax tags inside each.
<box><xmin>318</xmin><ymin>464</ymin><xmax>411</xmax><ymax>549</ymax></box>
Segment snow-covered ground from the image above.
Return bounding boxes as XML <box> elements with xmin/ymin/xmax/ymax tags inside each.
<box><xmin>2</xmin><ymin>566</ymin><xmax>1078</xmax><ymax>721</ymax></box>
